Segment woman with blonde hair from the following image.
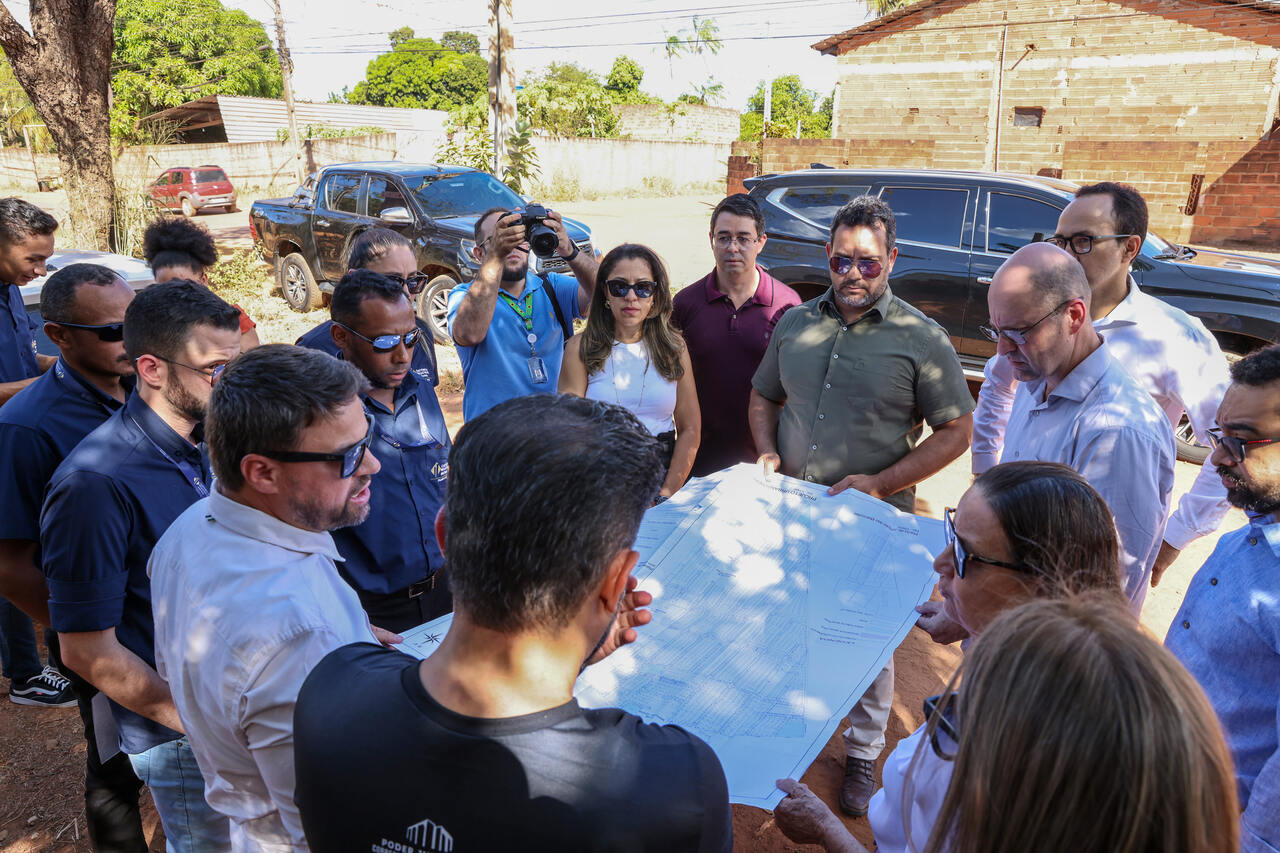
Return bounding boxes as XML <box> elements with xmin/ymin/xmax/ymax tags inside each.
<box><xmin>559</xmin><ymin>243</ymin><xmax>699</xmax><ymax>499</ymax></box>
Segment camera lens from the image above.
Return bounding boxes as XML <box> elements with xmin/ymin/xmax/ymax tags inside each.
<box><xmin>528</xmin><ymin>224</ymin><xmax>559</xmax><ymax>258</ymax></box>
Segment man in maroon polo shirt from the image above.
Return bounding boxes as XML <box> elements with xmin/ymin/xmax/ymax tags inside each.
<box><xmin>672</xmin><ymin>194</ymin><xmax>801</xmax><ymax>478</ymax></box>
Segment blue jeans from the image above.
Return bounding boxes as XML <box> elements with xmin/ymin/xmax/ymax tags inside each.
<box><xmin>0</xmin><ymin>595</ymin><xmax>41</xmax><ymax>683</ymax></box>
<box><xmin>127</xmin><ymin>738</ymin><xmax>229</xmax><ymax>852</ymax></box>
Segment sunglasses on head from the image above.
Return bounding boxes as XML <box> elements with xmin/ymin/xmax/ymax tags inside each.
<box><xmin>605</xmin><ymin>279</ymin><xmax>656</xmax><ymax>299</ymax></box>
<box><xmin>384</xmin><ymin>271</ymin><xmax>431</xmax><ymax>295</ymax></box>
<box><xmin>258</xmin><ymin>411</ymin><xmax>374</xmax><ymax>478</ymax></box>
<box><xmin>54</xmin><ymin>320</ymin><xmax>124</xmax><ymax>342</ymax></box>
<box><xmin>337</xmin><ymin>322</ymin><xmax>420</xmax><ymax>353</ymax></box>
<box><xmin>828</xmin><ymin>256</ymin><xmax>883</xmax><ymax>278</ymax></box>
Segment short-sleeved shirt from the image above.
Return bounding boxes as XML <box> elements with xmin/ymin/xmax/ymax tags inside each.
<box><xmin>0</xmin><ymin>359</ymin><xmax>130</xmax><ymax>545</ymax></box>
<box><xmin>751</xmin><ymin>286</ymin><xmax>974</xmax><ymax>512</ymax></box>
<box><xmin>673</xmin><ymin>267</ymin><xmax>801</xmax><ymax>477</ymax></box>
<box><xmin>296</xmin><ymin>317</ymin><xmax>439</xmax><ymax>387</ymax></box>
<box><xmin>447</xmin><ymin>270</ymin><xmax>582</xmax><ymax>421</ymax></box>
<box><xmin>294</xmin><ymin>643</ymin><xmax>733</xmax><ymax>853</ymax></box>
<box><xmin>0</xmin><ymin>281</ymin><xmax>40</xmax><ymax>383</ymax></box>
<box><xmin>40</xmin><ymin>392</ymin><xmax>212</xmax><ymax>754</ymax></box>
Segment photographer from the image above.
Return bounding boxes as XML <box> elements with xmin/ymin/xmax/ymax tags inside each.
<box><xmin>448</xmin><ymin>205</ymin><xmax>597</xmax><ymax>419</ymax></box>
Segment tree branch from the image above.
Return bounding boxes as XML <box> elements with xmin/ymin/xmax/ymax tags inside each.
<box><xmin>0</xmin><ymin>3</ymin><xmax>38</xmax><ymax>61</ymax></box>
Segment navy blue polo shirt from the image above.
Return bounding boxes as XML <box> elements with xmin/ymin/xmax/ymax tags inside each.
<box><xmin>296</xmin><ymin>318</ymin><xmax>440</xmax><ymax>387</ymax></box>
<box><xmin>330</xmin><ymin>369</ymin><xmax>449</xmax><ymax>595</ymax></box>
<box><xmin>0</xmin><ymin>359</ymin><xmax>132</xmax><ymax>543</ymax></box>
<box><xmin>40</xmin><ymin>392</ymin><xmax>211</xmax><ymax>754</ymax></box>
<box><xmin>0</xmin><ymin>281</ymin><xmax>40</xmax><ymax>382</ymax></box>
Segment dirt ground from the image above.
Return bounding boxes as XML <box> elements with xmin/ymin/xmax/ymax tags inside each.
<box><xmin>0</xmin><ymin>190</ymin><xmax>1241</xmax><ymax>852</ymax></box>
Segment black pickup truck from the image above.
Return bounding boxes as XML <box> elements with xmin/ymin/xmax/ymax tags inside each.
<box><xmin>250</xmin><ymin>161</ymin><xmax>594</xmax><ymax>343</ymax></box>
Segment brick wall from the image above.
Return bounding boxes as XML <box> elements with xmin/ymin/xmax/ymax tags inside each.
<box><xmin>1192</xmin><ymin>139</ymin><xmax>1280</xmax><ymax>248</ymax></box>
<box><xmin>615</xmin><ymin>103</ymin><xmax>740</xmax><ymax>144</ymax></box>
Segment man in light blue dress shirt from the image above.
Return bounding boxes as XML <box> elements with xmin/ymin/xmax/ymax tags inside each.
<box><xmin>1167</xmin><ymin>344</ymin><xmax>1280</xmax><ymax>853</ymax></box>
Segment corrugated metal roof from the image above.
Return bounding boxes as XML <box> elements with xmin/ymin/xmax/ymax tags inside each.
<box><xmin>143</xmin><ymin>95</ymin><xmax>448</xmax><ymax>143</ymax></box>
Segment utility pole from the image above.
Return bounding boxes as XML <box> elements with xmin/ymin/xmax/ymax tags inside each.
<box><xmin>272</xmin><ymin>0</ymin><xmax>306</xmax><ymax>185</ymax></box>
<box><xmin>488</xmin><ymin>0</ymin><xmax>515</xmax><ymax>177</ymax></box>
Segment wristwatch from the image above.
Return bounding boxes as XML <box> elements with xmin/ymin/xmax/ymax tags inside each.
<box><xmin>560</xmin><ymin>242</ymin><xmax>580</xmax><ymax>262</ymax></box>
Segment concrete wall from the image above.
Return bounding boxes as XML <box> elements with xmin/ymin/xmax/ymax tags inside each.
<box><xmin>615</xmin><ymin>103</ymin><xmax>740</xmax><ymax>144</ymax></box>
<box><xmin>531</xmin><ymin>135</ymin><xmax>730</xmax><ymax>195</ymax></box>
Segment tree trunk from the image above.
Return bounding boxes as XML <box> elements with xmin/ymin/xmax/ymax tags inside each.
<box><xmin>0</xmin><ymin>0</ymin><xmax>117</xmax><ymax>251</ymax></box>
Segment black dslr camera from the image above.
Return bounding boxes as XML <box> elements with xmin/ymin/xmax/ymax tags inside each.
<box><xmin>520</xmin><ymin>203</ymin><xmax>559</xmax><ymax>258</ymax></box>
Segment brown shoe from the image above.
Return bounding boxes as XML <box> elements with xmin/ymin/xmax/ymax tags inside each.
<box><xmin>839</xmin><ymin>757</ymin><xmax>875</xmax><ymax>817</ymax></box>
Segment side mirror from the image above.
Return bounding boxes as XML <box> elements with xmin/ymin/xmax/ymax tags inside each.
<box><xmin>380</xmin><ymin>206</ymin><xmax>412</xmax><ymax>224</ymax></box>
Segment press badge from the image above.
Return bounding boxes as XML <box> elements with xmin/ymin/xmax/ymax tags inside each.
<box><xmin>527</xmin><ymin>356</ymin><xmax>549</xmax><ymax>384</ymax></box>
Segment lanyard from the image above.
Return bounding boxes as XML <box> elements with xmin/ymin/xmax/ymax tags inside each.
<box><xmin>497</xmin><ymin>290</ymin><xmax>540</xmax><ymax>357</ymax></box>
<box><xmin>128</xmin><ymin>414</ymin><xmax>210</xmax><ymax>498</ymax></box>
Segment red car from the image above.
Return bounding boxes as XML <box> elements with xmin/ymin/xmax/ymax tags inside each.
<box><xmin>148</xmin><ymin>165</ymin><xmax>238</xmax><ymax>217</ymax></box>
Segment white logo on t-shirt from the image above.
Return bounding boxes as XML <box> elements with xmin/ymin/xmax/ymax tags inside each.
<box><xmin>371</xmin><ymin>817</ymin><xmax>453</xmax><ymax>853</ymax></box>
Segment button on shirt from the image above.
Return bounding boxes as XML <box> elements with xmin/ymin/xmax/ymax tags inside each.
<box><xmin>40</xmin><ymin>393</ymin><xmax>211</xmax><ymax>754</ymax></box>
<box><xmin>751</xmin><ymin>286</ymin><xmax>974</xmax><ymax>513</ymax></box>
<box><xmin>447</xmin><ymin>270</ymin><xmax>582</xmax><ymax>421</ymax></box>
<box><xmin>296</xmin><ymin>318</ymin><xmax>440</xmax><ymax>387</ymax></box>
<box><xmin>0</xmin><ymin>281</ymin><xmax>40</xmax><ymax>382</ymax></box>
<box><xmin>1001</xmin><ymin>343</ymin><xmax>1174</xmax><ymax>602</ymax></box>
<box><xmin>1166</xmin><ymin>515</ymin><xmax>1280</xmax><ymax>853</ymax></box>
<box><xmin>331</xmin><ymin>369</ymin><xmax>449</xmax><ymax>595</ymax></box>
<box><xmin>672</xmin><ymin>266</ymin><xmax>801</xmax><ymax>477</ymax></box>
<box><xmin>973</xmin><ymin>278</ymin><xmax>1230</xmax><ymax>548</ymax></box>
<box><xmin>149</xmin><ymin>488</ymin><xmax>378</xmax><ymax>853</ymax></box>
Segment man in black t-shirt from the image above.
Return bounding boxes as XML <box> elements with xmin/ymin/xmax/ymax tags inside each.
<box><xmin>293</xmin><ymin>394</ymin><xmax>732</xmax><ymax>853</ymax></box>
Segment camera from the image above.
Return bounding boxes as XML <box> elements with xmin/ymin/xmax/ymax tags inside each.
<box><xmin>521</xmin><ymin>203</ymin><xmax>560</xmax><ymax>258</ymax></box>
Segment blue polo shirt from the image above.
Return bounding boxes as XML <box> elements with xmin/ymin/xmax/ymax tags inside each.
<box><xmin>40</xmin><ymin>392</ymin><xmax>211</xmax><ymax>755</ymax></box>
<box><xmin>0</xmin><ymin>281</ymin><xmax>40</xmax><ymax>382</ymax></box>
<box><xmin>0</xmin><ymin>359</ymin><xmax>131</xmax><ymax>543</ymax></box>
<box><xmin>447</xmin><ymin>271</ymin><xmax>581</xmax><ymax>421</ymax></box>
<box><xmin>296</xmin><ymin>318</ymin><xmax>440</xmax><ymax>387</ymax></box>
<box><xmin>329</xmin><ymin>369</ymin><xmax>449</xmax><ymax>595</ymax></box>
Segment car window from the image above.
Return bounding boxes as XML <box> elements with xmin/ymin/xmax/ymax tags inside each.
<box><xmin>405</xmin><ymin>171</ymin><xmax>523</xmax><ymax>219</ymax></box>
<box><xmin>173</xmin><ymin>171</ymin><xmax>188</xmax><ymax>185</ymax></box>
<box><xmin>773</xmin><ymin>185</ymin><xmax>871</xmax><ymax>227</ymax></box>
<box><xmin>879</xmin><ymin>186</ymin><xmax>969</xmax><ymax>248</ymax></box>
<box><xmin>195</xmin><ymin>168</ymin><xmax>227</xmax><ymax>183</ymax></box>
<box><xmin>986</xmin><ymin>192</ymin><xmax>1061</xmax><ymax>254</ymax></box>
<box><xmin>153</xmin><ymin>173</ymin><xmax>170</xmax><ymax>186</ymax></box>
<box><xmin>321</xmin><ymin>174</ymin><xmax>362</xmax><ymax>214</ymax></box>
<box><xmin>368</xmin><ymin>177</ymin><xmax>409</xmax><ymax>219</ymax></box>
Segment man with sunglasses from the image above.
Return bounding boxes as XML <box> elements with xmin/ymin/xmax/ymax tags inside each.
<box><xmin>303</xmin><ymin>269</ymin><xmax>452</xmax><ymax>632</ymax></box>
<box><xmin>39</xmin><ymin>280</ymin><xmax>241</xmax><ymax>851</ymax></box>
<box><xmin>749</xmin><ymin>195</ymin><xmax>974</xmax><ymax>819</ymax></box>
<box><xmin>1167</xmin><ymin>344</ymin><xmax>1280</xmax><ymax>853</ymax></box>
<box><xmin>149</xmin><ymin>345</ymin><xmax>385</xmax><ymax>851</ymax></box>
<box><xmin>971</xmin><ymin>182</ymin><xmax>1231</xmax><ymax>590</ymax></box>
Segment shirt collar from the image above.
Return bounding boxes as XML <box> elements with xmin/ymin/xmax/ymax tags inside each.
<box><xmin>1093</xmin><ymin>275</ymin><xmax>1142</xmax><ymax>331</ymax></box>
<box><xmin>1026</xmin><ymin>340</ymin><xmax>1113</xmax><ymax>404</ymax></box>
<box><xmin>1247</xmin><ymin>512</ymin><xmax>1280</xmax><ymax>558</ymax></box>
<box><xmin>500</xmin><ymin>271</ymin><xmax>543</xmax><ymax>299</ymax></box>
<box><xmin>54</xmin><ymin>357</ymin><xmax>132</xmax><ymax>410</ymax></box>
<box><xmin>208</xmin><ymin>487</ymin><xmax>344</xmax><ymax>560</ymax></box>
<box><xmin>818</xmin><ymin>283</ymin><xmax>894</xmax><ymax>323</ymax></box>
<box><xmin>125</xmin><ymin>392</ymin><xmax>203</xmax><ymax>462</ymax></box>
<box><xmin>363</xmin><ymin>368</ymin><xmax>420</xmax><ymax>415</ymax></box>
<box><xmin>702</xmin><ymin>266</ymin><xmax>774</xmax><ymax>307</ymax></box>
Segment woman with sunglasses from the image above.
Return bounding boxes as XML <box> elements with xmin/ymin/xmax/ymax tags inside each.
<box><xmin>559</xmin><ymin>244</ymin><xmax>700</xmax><ymax>499</ymax></box>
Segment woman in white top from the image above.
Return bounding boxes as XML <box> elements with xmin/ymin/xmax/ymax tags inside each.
<box><xmin>774</xmin><ymin>462</ymin><xmax>1235</xmax><ymax>853</ymax></box>
<box><xmin>560</xmin><ymin>243</ymin><xmax>700</xmax><ymax>499</ymax></box>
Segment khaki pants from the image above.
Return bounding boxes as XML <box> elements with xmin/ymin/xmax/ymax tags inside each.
<box><xmin>841</xmin><ymin>659</ymin><xmax>894</xmax><ymax>760</ymax></box>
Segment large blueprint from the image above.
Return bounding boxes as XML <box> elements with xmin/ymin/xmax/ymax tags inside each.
<box><xmin>399</xmin><ymin>463</ymin><xmax>944</xmax><ymax>809</ymax></box>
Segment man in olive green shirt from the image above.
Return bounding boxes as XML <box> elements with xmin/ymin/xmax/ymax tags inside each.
<box><xmin>749</xmin><ymin>195</ymin><xmax>973</xmax><ymax>817</ymax></box>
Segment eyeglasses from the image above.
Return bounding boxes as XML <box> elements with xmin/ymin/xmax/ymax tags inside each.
<box><xmin>944</xmin><ymin>507</ymin><xmax>1027</xmax><ymax>579</ymax></box>
<box><xmin>257</xmin><ymin>412</ymin><xmax>374</xmax><ymax>478</ymax></box>
<box><xmin>713</xmin><ymin>234</ymin><xmax>759</xmax><ymax>249</ymax></box>
<box><xmin>52</xmin><ymin>320</ymin><xmax>124</xmax><ymax>342</ymax></box>
<box><xmin>605</xmin><ymin>279</ymin><xmax>656</xmax><ymax>299</ymax></box>
<box><xmin>336</xmin><ymin>322</ymin><xmax>420</xmax><ymax>353</ymax></box>
<box><xmin>978</xmin><ymin>299</ymin><xmax>1073</xmax><ymax>346</ymax></box>
<box><xmin>156</xmin><ymin>355</ymin><xmax>227</xmax><ymax>383</ymax></box>
<box><xmin>923</xmin><ymin>692</ymin><xmax>960</xmax><ymax>761</ymax></box>
<box><xmin>1044</xmin><ymin>233</ymin><xmax>1134</xmax><ymax>255</ymax></box>
<box><xmin>828</xmin><ymin>256</ymin><xmax>884</xmax><ymax>279</ymax></box>
<box><xmin>383</xmin><ymin>271</ymin><xmax>430</xmax><ymax>295</ymax></box>
<box><xmin>1206</xmin><ymin>427</ymin><xmax>1280</xmax><ymax>463</ymax></box>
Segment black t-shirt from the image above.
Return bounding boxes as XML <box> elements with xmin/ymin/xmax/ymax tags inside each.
<box><xmin>294</xmin><ymin>643</ymin><xmax>733</xmax><ymax>853</ymax></box>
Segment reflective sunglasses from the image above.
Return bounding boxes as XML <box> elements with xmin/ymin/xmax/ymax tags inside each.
<box><xmin>922</xmin><ymin>692</ymin><xmax>961</xmax><ymax>761</ymax></box>
<box><xmin>978</xmin><ymin>299</ymin><xmax>1072</xmax><ymax>346</ymax></box>
<box><xmin>605</xmin><ymin>279</ymin><xmax>656</xmax><ymax>299</ymax></box>
<box><xmin>336</xmin><ymin>322</ymin><xmax>420</xmax><ymax>353</ymax></box>
<box><xmin>828</xmin><ymin>256</ymin><xmax>883</xmax><ymax>278</ymax></box>
<box><xmin>53</xmin><ymin>320</ymin><xmax>125</xmax><ymax>342</ymax></box>
<box><xmin>944</xmin><ymin>507</ymin><xmax>1028</xmax><ymax>579</ymax></box>
<box><xmin>1206</xmin><ymin>427</ymin><xmax>1280</xmax><ymax>463</ymax></box>
<box><xmin>384</xmin><ymin>271</ymin><xmax>431</xmax><ymax>295</ymax></box>
<box><xmin>258</xmin><ymin>411</ymin><xmax>374</xmax><ymax>478</ymax></box>
<box><xmin>156</xmin><ymin>355</ymin><xmax>227</xmax><ymax>383</ymax></box>
<box><xmin>1045</xmin><ymin>233</ymin><xmax>1134</xmax><ymax>255</ymax></box>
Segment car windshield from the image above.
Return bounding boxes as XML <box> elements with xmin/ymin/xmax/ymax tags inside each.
<box><xmin>1142</xmin><ymin>230</ymin><xmax>1180</xmax><ymax>257</ymax></box>
<box><xmin>405</xmin><ymin>171</ymin><xmax>522</xmax><ymax>219</ymax></box>
<box><xmin>195</xmin><ymin>168</ymin><xmax>227</xmax><ymax>183</ymax></box>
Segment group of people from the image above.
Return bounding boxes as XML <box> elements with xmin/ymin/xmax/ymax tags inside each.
<box><xmin>0</xmin><ymin>175</ymin><xmax>1269</xmax><ymax>853</ymax></box>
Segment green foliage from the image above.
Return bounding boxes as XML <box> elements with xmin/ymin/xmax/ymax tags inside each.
<box><xmin>0</xmin><ymin>57</ymin><xmax>44</xmax><ymax>149</ymax></box>
<box><xmin>274</xmin><ymin>124</ymin><xmax>385</xmax><ymax>141</ymax></box>
<box><xmin>605</xmin><ymin>56</ymin><xmax>645</xmax><ymax>101</ymax></box>
<box><xmin>501</xmin><ymin>118</ymin><xmax>540</xmax><ymax>194</ymax></box>
<box><xmin>518</xmin><ymin>65</ymin><xmax>619</xmax><ymax>137</ymax></box>
<box><xmin>664</xmin><ymin>16</ymin><xmax>723</xmax><ymax>61</ymax></box>
<box><xmin>111</xmin><ymin>0</ymin><xmax>282</xmax><ymax>142</ymax></box>
<box><xmin>682</xmin><ymin>78</ymin><xmax>724</xmax><ymax>106</ymax></box>
<box><xmin>435</xmin><ymin>123</ymin><xmax>494</xmax><ymax>173</ymax></box>
<box><xmin>348</xmin><ymin>33</ymin><xmax>487</xmax><ymax>111</ymax></box>
<box><xmin>389</xmin><ymin>26</ymin><xmax>415</xmax><ymax>48</ymax></box>
<box><xmin>208</xmin><ymin>248</ymin><xmax>272</xmax><ymax>305</ymax></box>
<box><xmin>741</xmin><ymin>75</ymin><xmax>833</xmax><ymax>140</ymax></box>
<box><xmin>868</xmin><ymin>0</ymin><xmax>914</xmax><ymax>15</ymax></box>
<box><xmin>441</xmin><ymin>30</ymin><xmax>481</xmax><ymax>54</ymax></box>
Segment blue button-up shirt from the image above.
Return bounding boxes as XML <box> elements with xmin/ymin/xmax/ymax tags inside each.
<box><xmin>447</xmin><ymin>270</ymin><xmax>582</xmax><ymax>421</ymax></box>
<box><xmin>0</xmin><ymin>359</ymin><xmax>131</xmax><ymax>543</ymax></box>
<box><xmin>295</xmin><ymin>318</ymin><xmax>439</xmax><ymax>387</ymax></box>
<box><xmin>40</xmin><ymin>392</ymin><xmax>211</xmax><ymax>754</ymax></box>
<box><xmin>330</xmin><ymin>370</ymin><xmax>449</xmax><ymax>595</ymax></box>
<box><xmin>1167</xmin><ymin>515</ymin><xmax>1280</xmax><ymax>852</ymax></box>
<box><xmin>0</xmin><ymin>281</ymin><xmax>39</xmax><ymax>382</ymax></box>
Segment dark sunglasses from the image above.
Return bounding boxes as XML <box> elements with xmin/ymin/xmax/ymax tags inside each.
<box><xmin>944</xmin><ymin>507</ymin><xmax>1028</xmax><ymax>579</ymax></box>
<box><xmin>384</xmin><ymin>271</ymin><xmax>431</xmax><ymax>295</ymax></box>
<box><xmin>828</xmin><ymin>256</ymin><xmax>883</xmax><ymax>278</ymax></box>
<box><xmin>258</xmin><ymin>412</ymin><xmax>374</xmax><ymax>478</ymax></box>
<box><xmin>53</xmin><ymin>320</ymin><xmax>125</xmax><ymax>342</ymax></box>
<box><xmin>337</xmin><ymin>322</ymin><xmax>420</xmax><ymax>353</ymax></box>
<box><xmin>605</xmin><ymin>279</ymin><xmax>656</xmax><ymax>299</ymax></box>
<box><xmin>1206</xmin><ymin>427</ymin><xmax>1280</xmax><ymax>463</ymax></box>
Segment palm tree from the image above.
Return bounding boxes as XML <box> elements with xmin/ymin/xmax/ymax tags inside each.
<box><xmin>867</xmin><ymin>0</ymin><xmax>914</xmax><ymax>16</ymax></box>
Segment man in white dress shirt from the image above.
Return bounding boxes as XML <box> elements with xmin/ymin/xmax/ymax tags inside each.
<box><xmin>968</xmin><ymin>182</ymin><xmax>1231</xmax><ymax>587</ymax></box>
<box><xmin>149</xmin><ymin>345</ymin><xmax>385</xmax><ymax>851</ymax></box>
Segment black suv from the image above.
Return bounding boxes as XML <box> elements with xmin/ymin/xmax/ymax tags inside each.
<box><xmin>748</xmin><ymin>168</ymin><xmax>1280</xmax><ymax>459</ymax></box>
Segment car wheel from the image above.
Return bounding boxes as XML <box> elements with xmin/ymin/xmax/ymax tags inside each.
<box><xmin>180</xmin><ymin>196</ymin><xmax>197</xmax><ymax>217</ymax></box>
<box><xmin>416</xmin><ymin>274</ymin><xmax>456</xmax><ymax>345</ymax></box>
<box><xmin>278</xmin><ymin>252</ymin><xmax>321</xmax><ymax>312</ymax></box>
<box><xmin>1174</xmin><ymin>348</ymin><xmax>1244</xmax><ymax>464</ymax></box>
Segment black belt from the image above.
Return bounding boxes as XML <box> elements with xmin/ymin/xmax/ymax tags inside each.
<box><xmin>406</xmin><ymin>574</ymin><xmax>438</xmax><ymax>598</ymax></box>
